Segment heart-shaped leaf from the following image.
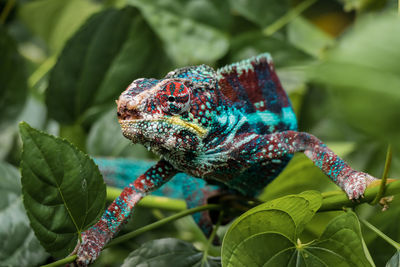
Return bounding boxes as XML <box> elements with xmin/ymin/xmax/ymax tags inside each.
<box><xmin>222</xmin><ymin>191</ymin><xmax>372</xmax><ymax>266</ymax></box>
<box><xmin>0</xmin><ymin>161</ymin><xmax>48</xmax><ymax>266</ymax></box>
<box><xmin>222</xmin><ymin>191</ymin><xmax>322</xmax><ymax>266</ymax></box>
<box><xmin>19</xmin><ymin>122</ymin><xmax>106</xmax><ymax>257</ymax></box>
<box><xmin>122</xmin><ymin>238</ymin><xmax>220</xmax><ymax>267</ymax></box>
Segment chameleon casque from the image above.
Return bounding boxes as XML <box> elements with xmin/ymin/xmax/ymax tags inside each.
<box><xmin>76</xmin><ymin>53</ymin><xmax>378</xmax><ymax>264</ymax></box>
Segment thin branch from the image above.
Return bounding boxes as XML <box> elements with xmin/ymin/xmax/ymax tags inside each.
<box><xmin>41</xmin><ymin>255</ymin><xmax>77</xmax><ymax>267</ymax></box>
<box><xmin>361</xmin><ymin>218</ymin><xmax>400</xmax><ymax>251</ymax></box>
<box><xmin>0</xmin><ymin>0</ymin><xmax>15</xmax><ymax>24</ymax></box>
<box><xmin>42</xmin><ymin>204</ymin><xmax>221</xmax><ymax>266</ymax></box>
<box><xmin>320</xmin><ymin>179</ymin><xmax>400</xmax><ymax>211</ymax></box>
<box><xmin>263</xmin><ymin>0</ymin><xmax>318</xmax><ymax>36</ymax></box>
<box><xmin>106</xmin><ymin>204</ymin><xmax>221</xmax><ymax>247</ymax></box>
<box><xmin>371</xmin><ymin>144</ymin><xmax>392</xmax><ymax>205</ymax></box>
<box><xmin>201</xmin><ymin>211</ymin><xmax>224</xmax><ymax>267</ymax></box>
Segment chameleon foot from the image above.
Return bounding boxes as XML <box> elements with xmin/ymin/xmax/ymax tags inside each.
<box><xmin>75</xmin><ymin>228</ymin><xmax>110</xmax><ymax>266</ymax></box>
<box><xmin>342</xmin><ymin>172</ymin><xmax>377</xmax><ymax>200</ymax></box>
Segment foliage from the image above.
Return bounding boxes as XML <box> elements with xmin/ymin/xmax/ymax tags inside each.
<box><xmin>19</xmin><ymin>122</ymin><xmax>106</xmax><ymax>257</ymax></box>
<box><xmin>0</xmin><ymin>0</ymin><xmax>400</xmax><ymax>266</ymax></box>
<box><xmin>222</xmin><ymin>192</ymin><xmax>372</xmax><ymax>266</ymax></box>
<box><xmin>122</xmin><ymin>238</ymin><xmax>220</xmax><ymax>267</ymax></box>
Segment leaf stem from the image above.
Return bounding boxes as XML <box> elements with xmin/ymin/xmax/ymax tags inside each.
<box><xmin>0</xmin><ymin>0</ymin><xmax>15</xmax><ymax>24</ymax></box>
<box><xmin>41</xmin><ymin>255</ymin><xmax>77</xmax><ymax>267</ymax></box>
<box><xmin>106</xmin><ymin>204</ymin><xmax>221</xmax><ymax>248</ymax></box>
<box><xmin>371</xmin><ymin>144</ymin><xmax>392</xmax><ymax>205</ymax></box>
<box><xmin>360</xmin><ymin>218</ymin><xmax>400</xmax><ymax>250</ymax></box>
<box><xmin>262</xmin><ymin>0</ymin><xmax>318</xmax><ymax>36</ymax></box>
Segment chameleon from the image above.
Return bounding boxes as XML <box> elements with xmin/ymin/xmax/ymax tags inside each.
<box><xmin>76</xmin><ymin>53</ymin><xmax>378</xmax><ymax>265</ymax></box>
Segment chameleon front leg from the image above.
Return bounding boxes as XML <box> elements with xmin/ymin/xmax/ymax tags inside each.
<box><xmin>76</xmin><ymin>159</ymin><xmax>177</xmax><ymax>266</ymax></box>
<box><xmin>257</xmin><ymin>131</ymin><xmax>377</xmax><ymax>199</ymax></box>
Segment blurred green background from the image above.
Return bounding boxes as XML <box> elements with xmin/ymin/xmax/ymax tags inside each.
<box><xmin>1</xmin><ymin>0</ymin><xmax>400</xmax><ymax>266</ymax></box>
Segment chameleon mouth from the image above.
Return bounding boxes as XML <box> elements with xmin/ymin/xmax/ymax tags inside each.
<box><xmin>119</xmin><ymin>116</ymin><xmax>208</xmax><ymax>138</ymax></box>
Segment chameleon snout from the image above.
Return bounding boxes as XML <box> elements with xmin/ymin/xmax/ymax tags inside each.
<box><xmin>116</xmin><ymin>97</ymin><xmax>142</xmax><ymax>121</ymax></box>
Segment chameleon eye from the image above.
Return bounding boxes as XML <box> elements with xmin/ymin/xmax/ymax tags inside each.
<box><xmin>160</xmin><ymin>81</ymin><xmax>191</xmax><ymax>115</ymax></box>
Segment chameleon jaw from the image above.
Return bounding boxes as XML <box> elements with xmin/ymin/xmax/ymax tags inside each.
<box><xmin>119</xmin><ymin>116</ymin><xmax>208</xmax><ymax>139</ymax></box>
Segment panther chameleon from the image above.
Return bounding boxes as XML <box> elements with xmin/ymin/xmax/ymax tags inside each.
<box><xmin>76</xmin><ymin>53</ymin><xmax>378</xmax><ymax>265</ymax></box>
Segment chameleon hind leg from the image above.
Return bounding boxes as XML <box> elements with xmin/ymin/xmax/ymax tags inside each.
<box><xmin>76</xmin><ymin>159</ymin><xmax>177</xmax><ymax>266</ymax></box>
<box><xmin>247</xmin><ymin>131</ymin><xmax>378</xmax><ymax>199</ymax></box>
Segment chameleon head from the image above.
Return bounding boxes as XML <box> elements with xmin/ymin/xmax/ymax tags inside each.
<box><xmin>117</xmin><ymin>74</ymin><xmax>219</xmax><ymax>156</ymax></box>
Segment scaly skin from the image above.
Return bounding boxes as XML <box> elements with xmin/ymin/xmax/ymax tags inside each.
<box><xmin>76</xmin><ymin>53</ymin><xmax>378</xmax><ymax>265</ymax></box>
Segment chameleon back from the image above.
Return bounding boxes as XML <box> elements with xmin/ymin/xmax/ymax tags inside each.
<box><xmin>210</xmin><ymin>54</ymin><xmax>298</xmax><ymax>196</ymax></box>
<box><xmin>217</xmin><ymin>53</ymin><xmax>297</xmax><ymax>135</ymax></box>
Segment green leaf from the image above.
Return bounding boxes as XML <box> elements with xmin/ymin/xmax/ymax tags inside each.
<box><xmin>46</xmin><ymin>6</ymin><xmax>172</xmax><ymax>124</ymax></box>
<box><xmin>228</xmin><ymin>31</ymin><xmax>311</xmax><ymax>68</ymax></box>
<box><xmin>129</xmin><ymin>0</ymin><xmax>229</xmax><ymax>65</ymax></box>
<box><xmin>0</xmin><ymin>26</ymin><xmax>28</xmax><ymax>129</ymax></box>
<box><xmin>86</xmin><ymin>109</ymin><xmax>152</xmax><ymax>158</ymax></box>
<box><xmin>313</xmin><ymin>212</ymin><xmax>373</xmax><ymax>267</ymax></box>
<box><xmin>287</xmin><ymin>17</ymin><xmax>335</xmax><ymax>58</ymax></box>
<box><xmin>222</xmin><ymin>193</ymin><xmax>372</xmax><ymax>267</ymax></box>
<box><xmin>121</xmin><ymin>238</ymin><xmax>220</xmax><ymax>267</ymax></box>
<box><xmin>19</xmin><ymin>0</ymin><xmax>101</xmax><ymax>53</ymax></box>
<box><xmin>308</xmin><ymin>13</ymin><xmax>400</xmax><ymax>149</ymax></box>
<box><xmin>0</xmin><ymin>161</ymin><xmax>48</xmax><ymax>266</ymax></box>
<box><xmin>222</xmin><ymin>191</ymin><xmax>322</xmax><ymax>266</ymax></box>
<box><xmin>229</xmin><ymin>0</ymin><xmax>290</xmax><ymax>28</ymax></box>
<box><xmin>19</xmin><ymin>122</ymin><xmax>106</xmax><ymax>257</ymax></box>
<box><xmin>386</xmin><ymin>251</ymin><xmax>400</xmax><ymax>267</ymax></box>
<box><xmin>361</xmin><ymin>193</ymin><xmax>400</xmax><ymax>265</ymax></box>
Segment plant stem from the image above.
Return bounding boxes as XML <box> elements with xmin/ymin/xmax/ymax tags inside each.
<box><xmin>201</xmin><ymin>211</ymin><xmax>223</xmax><ymax>267</ymax></box>
<box><xmin>107</xmin><ymin>186</ymin><xmax>187</xmax><ymax>211</ymax></box>
<box><xmin>262</xmin><ymin>0</ymin><xmax>318</xmax><ymax>36</ymax></box>
<box><xmin>43</xmin><ymin>204</ymin><xmax>221</xmax><ymax>266</ymax></box>
<box><xmin>361</xmin><ymin>218</ymin><xmax>400</xmax><ymax>250</ymax></box>
<box><xmin>371</xmin><ymin>144</ymin><xmax>392</xmax><ymax>205</ymax></box>
<box><xmin>320</xmin><ymin>179</ymin><xmax>400</xmax><ymax>211</ymax></box>
<box><xmin>28</xmin><ymin>56</ymin><xmax>56</xmax><ymax>88</ymax></box>
<box><xmin>41</xmin><ymin>255</ymin><xmax>77</xmax><ymax>267</ymax></box>
<box><xmin>0</xmin><ymin>0</ymin><xmax>15</xmax><ymax>24</ymax></box>
<box><xmin>106</xmin><ymin>204</ymin><xmax>221</xmax><ymax>248</ymax></box>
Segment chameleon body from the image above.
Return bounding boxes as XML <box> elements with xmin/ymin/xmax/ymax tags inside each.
<box><xmin>77</xmin><ymin>53</ymin><xmax>378</xmax><ymax>265</ymax></box>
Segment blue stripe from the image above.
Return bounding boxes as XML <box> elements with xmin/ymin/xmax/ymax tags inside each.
<box><xmin>246</xmin><ymin>107</ymin><xmax>297</xmax><ymax>131</ymax></box>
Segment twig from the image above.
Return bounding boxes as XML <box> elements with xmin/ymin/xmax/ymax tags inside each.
<box><xmin>41</xmin><ymin>255</ymin><xmax>77</xmax><ymax>267</ymax></box>
<box><xmin>263</xmin><ymin>0</ymin><xmax>318</xmax><ymax>36</ymax></box>
<box><xmin>106</xmin><ymin>204</ymin><xmax>221</xmax><ymax>247</ymax></box>
<box><xmin>361</xmin><ymin>218</ymin><xmax>400</xmax><ymax>251</ymax></box>
<box><xmin>0</xmin><ymin>0</ymin><xmax>15</xmax><ymax>24</ymax></box>
<box><xmin>371</xmin><ymin>144</ymin><xmax>392</xmax><ymax>205</ymax></box>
